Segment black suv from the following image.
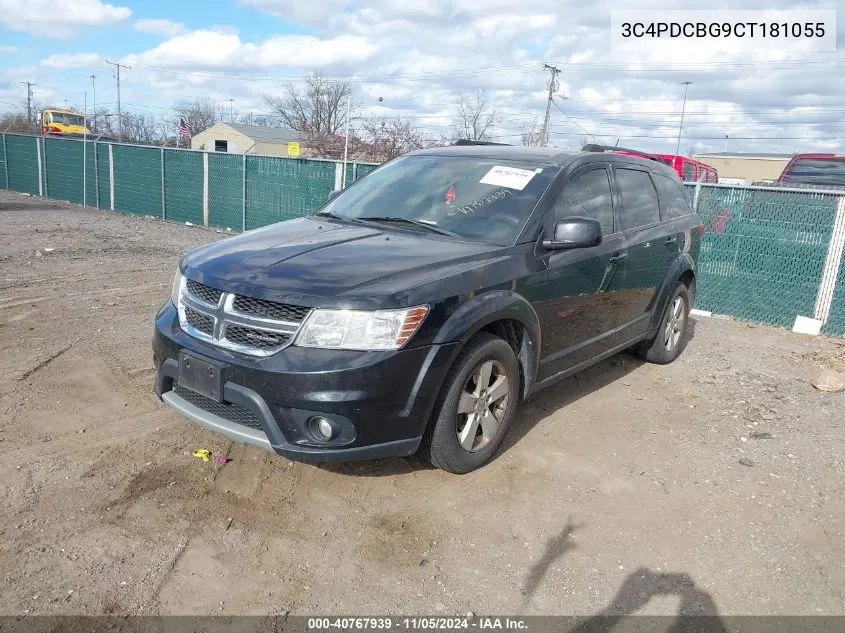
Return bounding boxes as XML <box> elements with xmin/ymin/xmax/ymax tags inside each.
<box><xmin>153</xmin><ymin>144</ymin><xmax>701</xmax><ymax>473</ymax></box>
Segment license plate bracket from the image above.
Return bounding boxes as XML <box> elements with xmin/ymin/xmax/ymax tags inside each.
<box><xmin>178</xmin><ymin>351</ymin><xmax>226</xmax><ymax>402</ymax></box>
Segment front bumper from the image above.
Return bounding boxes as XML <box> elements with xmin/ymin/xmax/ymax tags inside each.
<box><xmin>153</xmin><ymin>301</ymin><xmax>460</xmax><ymax>462</ymax></box>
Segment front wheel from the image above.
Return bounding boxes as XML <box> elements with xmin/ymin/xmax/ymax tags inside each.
<box><xmin>420</xmin><ymin>333</ymin><xmax>520</xmax><ymax>473</ymax></box>
<box><xmin>634</xmin><ymin>283</ymin><xmax>691</xmax><ymax>364</ymax></box>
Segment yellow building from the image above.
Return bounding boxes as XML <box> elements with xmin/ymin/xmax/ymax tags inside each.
<box><xmin>693</xmin><ymin>152</ymin><xmax>794</xmax><ymax>184</ymax></box>
<box><xmin>191</xmin><ymin>123</ymin><xmax>301</xmax><ymax>156</ymax></box>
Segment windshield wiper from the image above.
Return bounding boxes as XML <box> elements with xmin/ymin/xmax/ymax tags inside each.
<box><xmin>356</xmin><ymin>216</ymin><xmax>461</xmax><ymax>237</ymax></box>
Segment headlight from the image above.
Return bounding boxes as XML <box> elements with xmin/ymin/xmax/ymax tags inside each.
<box><xmin>295</xmin><ymin>306</ymin><xmax>428</xmax><ymax>350</ymax></box>
<box><xmin>170</xmin><ymin>269</ymin><xmax>182</xmax><ymax>307</ymax></box>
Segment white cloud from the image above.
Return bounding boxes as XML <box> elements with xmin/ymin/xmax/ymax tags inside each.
<box><xmin>6</xmin><ymin>0</ymin><xmax>841</xmax><ymax>155</ymax></box>
<box><xmin>41</xmin><ymin>52</ymin><xmax>100</xmax><ymax>68</ymax></box>
<box><xmin>0</xmin><ymin>45</ymin><xmax>17</xmax><ymax>54</ymax></box>
<box><xmin>122</xmin><ymin>29</ymin><xmax>380</xmax><ymax>70</ymax></box>
<box><xmin>134</xmin><ymin>18</ymin><xmax>185</xmax><ymax>38</ymax></box>
<box><xmin>0</xmin><ymin>0</ymin><xmax>131</xmax><ymax>37</ymax></box>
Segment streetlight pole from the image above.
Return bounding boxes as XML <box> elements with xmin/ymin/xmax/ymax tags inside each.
<box><xmin>724</xmin><ymin>134</ymin><xmax>729</xmax><ymax>152</ymax></box>
<box><xmin>90</xmin><ymin>74</ymin><xmax>96</xmax><ymax>133</ymax></box>
<box><xmin>675</xmin><ymin>81</ymin><xmax>693</xmax><ymax>155</ymax></box>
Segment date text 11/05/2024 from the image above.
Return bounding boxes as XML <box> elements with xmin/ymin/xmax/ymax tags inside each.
<box><xmin>307</xmin><ymin>617</ymin><xmax>528</xmax><ymax>630</ymax></box>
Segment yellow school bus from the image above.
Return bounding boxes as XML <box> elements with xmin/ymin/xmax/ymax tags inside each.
<box><xmin>40</xmin><ymin>108</ymin><xmax>90</xmax><ymax>136</ymax></box>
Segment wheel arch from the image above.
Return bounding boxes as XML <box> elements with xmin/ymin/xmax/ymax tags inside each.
<box><xmin>647</xmin><ymin>253</ymin><xmax>696</xmax><ymax>336</ymax></box>
<box><xmin>432</xmin><ymin>290</ymin><xmax>542</xmax><ymax>400</ymax></box>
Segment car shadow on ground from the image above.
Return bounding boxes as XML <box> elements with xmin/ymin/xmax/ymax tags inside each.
<box><xmin>317</xmin><ymin>320</ymin><xmax>698</xmax><ymax>478</ymax></box>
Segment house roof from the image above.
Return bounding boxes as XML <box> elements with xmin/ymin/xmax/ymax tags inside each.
<box><xmin>694</xmin><ymin>152</ymin><xmax>794</xmax><ymax>160</ymax></box>
<box><xmin>225</xmin><ymin>123</ymin><xmax>299</xmax><ymax>144</ymax></box>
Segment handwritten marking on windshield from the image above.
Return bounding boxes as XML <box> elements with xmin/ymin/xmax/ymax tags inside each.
<box><xmin>448</xmin><ymin>188</ymin><xmax>513</xmax><ymax>216</ymax></box>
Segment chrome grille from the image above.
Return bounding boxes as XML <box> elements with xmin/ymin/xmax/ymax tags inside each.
<box><xmin>184</xmin><ymin>305</ymin><xmax>214</xmax><ymax>335</ymax></box>
<box><xmin>231</xmin><ymin>295</ymin><xmax>310</xmax><ymax>322</ymax></box>
<box><xmin>173</xmin><ymin>385</ymin><xmax>263</xmax><ymax>430</ymax></box>
<box><xmin>224</xmin><ymin>325</ymin><xmax>290</xmax><ymax>350</ymax></box>
<box><xmin>177</xmin><ymin>276</ymin><xmax>310</xmax><ymax>357</ymax></box>
<box><xmin>186</xmin><ymin>279</ymin><xmax>223</xmax><ymax>306</ymax></box>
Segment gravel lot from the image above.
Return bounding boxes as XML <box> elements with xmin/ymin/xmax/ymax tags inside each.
<box><xmin>0</xmin><ymin>190</ymin><xmax>843</xmax><ymax>618</ymax></box>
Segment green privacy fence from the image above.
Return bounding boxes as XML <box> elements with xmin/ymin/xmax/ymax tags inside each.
<box><xmin>686</xmin><ymin>182</ymin><xmax>845</xmax><ymax>336</ymax></box>
<box><xmin>3</xmin><ymin>132</ymin><xmax>845</xmax><ymax>338</ymax></box>
<box><xmin>1</xmin><ymin>133</ymin><xmax>377</xmax><ymax>229</ymax></box>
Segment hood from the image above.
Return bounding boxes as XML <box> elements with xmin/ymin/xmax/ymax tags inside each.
<box><xmin>182</xmin><ymin>217</ymin><xmax>509</xmax><ymax>309</ymax></box>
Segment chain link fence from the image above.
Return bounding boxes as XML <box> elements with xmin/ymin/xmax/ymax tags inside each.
<box><xmin>686</xmin><ymin>182</ymin><xmax>845</xmax><ymax>336</ymax></box>
<box><xmin>2</xmin><ymin>132</ymin><xmax>844</xmax><ymax>337</ymax></box>
<box><xmin>1</xmin><ymin>133</ymin><xmax>376</xmax><ymax>229</ymax></box>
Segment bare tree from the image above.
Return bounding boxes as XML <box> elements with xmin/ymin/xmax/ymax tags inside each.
<box><xmin>360</xmin><ymin>117</ymin><xmax>427</xmax><ymax>161</ymax></box>
<box><xmin>520</xmin><ymin>119</ymin><xmax>543</xmax><ymax>146</ymax></box>
<box><xmin>451</xmin><ymin>89</ymin><xmax>499</xmax><ymax>142</ymax></box>
<box><xmin>121</xmin><ymin>111</ymin><xmax>166</xmax><ymax>145</ymax></box>
<box><xmin>172</xmin><ymin>98</ymin><xmax>219</xmax><ymax>136</ymax></box>
<box><xmin>264</xmin><ymin>71</ymin><xmax>352</xmax><ymax>135</ymax></box>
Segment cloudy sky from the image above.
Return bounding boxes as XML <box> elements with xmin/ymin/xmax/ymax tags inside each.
<box><xmin>0</xmin><ymin>0</ymin><xmax>842</xmax><ymax>155</ymax></box>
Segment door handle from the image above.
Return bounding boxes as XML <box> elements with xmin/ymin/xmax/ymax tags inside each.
<box><xmin>609</xmin><ymin>253</ymin><xmax>627</xmax><ymax>263</ymax></box>
<box><xmin>664</xmin><ymin>236</ymin><xmax>678</xmax><ymax>244</ymax></box>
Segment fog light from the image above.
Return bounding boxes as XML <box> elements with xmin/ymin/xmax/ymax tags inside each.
<box><xmin>312</xmin><ymin>416</ymin><xmax>334</xmax><ymax>440</ymax></box>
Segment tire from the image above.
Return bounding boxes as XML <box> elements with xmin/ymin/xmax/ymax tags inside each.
<box><xmin>634</xmin><ymin>283</ymin><xmax>691</xmax><ymax>365</ymax></box>
<box><xmin>420</xmin><ymin>333</ymin><xmax>520</xmax><ymax>474</ymax></box>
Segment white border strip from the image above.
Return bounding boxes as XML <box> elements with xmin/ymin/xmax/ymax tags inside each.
<box><xmin>814</xmin><ymin>195</ymin><xmax>845</xmax><ymax>323</ymax></box>
<box><xmin>690</xmin><ymin>308</ymin><xmax>712</xmax><ymax>317</ymax></box>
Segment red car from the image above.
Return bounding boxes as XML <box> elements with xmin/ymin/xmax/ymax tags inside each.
<box><xmin>778</xmin><ymin>153</ymin><xmax>845</xmax><ymax>187</ymax></box>
<box><xmin>600</xmin><ymin>146</ymin><xmax>718</xmax><ymax>183</ymax></box>
<box><xmin>653</xmin><ymin>154</ymin><xmax>718</xmax><ymax>183</ymax></box>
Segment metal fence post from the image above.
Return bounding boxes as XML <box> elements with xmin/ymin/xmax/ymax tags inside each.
<box><xmin>242</xmin><ymin>153</ymin><xmax>246</xmax><ymax>232</ymax></box>
<box><xmin>83</xmin><ymin>137</ymin><xmax>87</xmax><ymax>207</ymax></box>
<box><xmin>35</xmin><ymin>136</ymin><xmax>43</xmax><ymax>196</ymax></box>
<box><xmin>42</xmin><ymin>137</ymin><xmax>48</xmax><ymax>198</ymax></box>
<box><xmin>693</xmin><ymin>180</ymin><xmax>702</xmax><ymax>213</ymax></box>
<box><xmin>161</xmin><ymin>147</ymin><xmax>166</xmax><ymax>219</ymax></box>
<box><xmin>108</xmin><ymin>144</ymin><xmax>115</xmax><ymax>211</ymax></box>
<box><xmin>203</xmin><ymin>151</ymin><xmax>209</xmax><ymax>227</ymax></box>
<box><xmin>813</xmin><ymin>195</ymin><xmax>845</xmax><ymax>325</ymax></box>
<box><xmin>2</xmin><ymin>134</ymin><xmax>8</xmax><ymax>189</ymax></box>
<box><xmin>94</xmin><ymin>142</ymin><xmax>99</xmax><ymax>209</ymax></box>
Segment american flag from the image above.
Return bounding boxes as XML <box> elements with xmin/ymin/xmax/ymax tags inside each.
<box><xmin>178</xmin><ymin>118</ymin><xmax>190</xmax><ymax>137</ymax></box>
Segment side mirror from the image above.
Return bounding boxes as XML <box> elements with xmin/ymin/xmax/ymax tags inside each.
<box><xmin>326</xmin><ymin>189</ymin><xmax>341</xmax><ymax>203</ymax></box>
<box><xmin>542</xmin><ymin>217</ymin><xmax>602</xmax><ymax>250</ymax></box>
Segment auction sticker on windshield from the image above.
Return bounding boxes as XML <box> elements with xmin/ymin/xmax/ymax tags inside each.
<box><xmin>480</xmin><ymin>165</ymin><xmax>537</xmax><ymax>191</ymax></box>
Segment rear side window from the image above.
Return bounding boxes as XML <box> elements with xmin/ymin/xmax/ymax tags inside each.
<box><xmin>616</xmin><ymin>169</ymin><xmax>660</xmax><ymax>230</ymax></box>
<box><xmin>554</xmin><ymin>168</ymin><xmax>614</xmax><ymax>235</ymax></box>
<box><xmin>782</xmin><ymin>158</ymin><xmax>845</xmax><ymax>186</ymax></box>
<box><xmin>682</xmin><ymin>162</ymin><xmax>695</xmax><ymax>181</ymax></box>
<box><xmin>654</xmin><ymin>173</ymin><xmax>693</xmax><ymax>219</ymax></box>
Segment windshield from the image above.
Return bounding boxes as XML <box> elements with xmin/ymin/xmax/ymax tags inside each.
<box><xmin>48</xmin><ymin>112</ymin><xmax>85</xmax><ymax>126</ymax></box>
<box><xmin>782</xmin><ymin>158</ymin><xmax>845</xmax><ymax>187</ymax></box>
<box><xmin>320</xmin><ymin>155</ymin><xmax>557</xmax><ymax>245</ymax></box>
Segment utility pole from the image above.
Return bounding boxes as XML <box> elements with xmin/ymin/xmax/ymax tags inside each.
<box><xmin>675</xmin><ymin>81</ymin><xmax>693</xmax><ymax>154</ymax></box>
<box><xmin>19</xmin><ymin>81</ymin><xmax>35</xmax><ymax>128</ymax></box>
<box><xmin>90</xmin><ymin>74</ymin><xmax>96</xmax><ymax>133</ymax></box>
<box><xmin>105</xmin><ymin>60</ymin><xmax>131</xmax><ymax>140</ymax></box>
<box><xmin>540</xmin><ymin>63</ymin><xmax>561</xmax><ymax>147</ymax></box>
<box><xmin>724</xmin><ymin>134</ymin><xmax>729</xmax><ymax>152</ymax></box>
<box><xmin>229</xmin><ymin>99</ymin><xmax>234</xmax><ymax>123</ymax></box>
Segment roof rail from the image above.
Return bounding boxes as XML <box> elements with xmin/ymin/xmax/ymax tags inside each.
<box><xmin>581</xmin><ymin>143</ymin><xmax>671</xmax><ymax>165</ymax></box>
<box><xmin>453</xmin><ymin>139</ymin><xmax>511</xmax><ymax>146</ymax></box>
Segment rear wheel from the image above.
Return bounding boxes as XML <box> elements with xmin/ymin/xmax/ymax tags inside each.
<box><xmin>420</xmin><ymin>333</ymin><xmax>519</xmax><ymax>473</ymax></box>
<box><xmin>634</xmin><ymin>283</ymin><xmax>691</xmax><ymax>364</ymax></box>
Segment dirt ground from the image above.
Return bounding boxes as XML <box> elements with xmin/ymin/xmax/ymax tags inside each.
<box><xmin>0</xmin><ymin>189</ymin><xmax>843</xmax><ymax>618</ymax></box>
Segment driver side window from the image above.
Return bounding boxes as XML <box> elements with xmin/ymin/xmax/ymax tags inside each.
<box><xmin>554</xmin><ymin>168</ymin><xmax>614</xmax><ymax>235</ymax></box>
